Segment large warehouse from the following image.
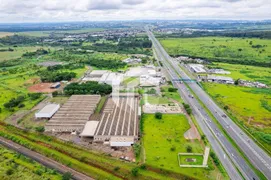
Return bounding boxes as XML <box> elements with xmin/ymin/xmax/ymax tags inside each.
<box><xmin>35</xmin><ymin>104</ymin><xmax>60</xmax><ymax>119</ymax></box>
<box><xmin>80</xmin><ymin>93</ymin><xmax>140</xmax><ymax>146</ymax></box>
<box><xmin>45</xmin><ymin>95</ymin><xmax>101</xmax><ymax>132</ymax></box>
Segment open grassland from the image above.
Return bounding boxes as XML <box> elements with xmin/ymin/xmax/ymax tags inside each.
<box><xmin>0</xmin><ymin>145</ymin><xmax>62</xmax><ymax>180</ymax></box>
<box><xmin>161</xmin><ymin>85</ymin><xmax>184</xmax><ymax>103</ymax></box>
<box><xmin>202</xmin><ymin>83</ymin><xmax>271</xmax><ymax>151</ymax></box>
<box><xmin>142</xmin><ymin>114</ymin><xmax>223</xmax><ymax>180</ymax></box>
<box><xmin>0</xmin><ymin>123</ymin><xmax>195</xmax><ymax>180</ymax></box>
<box><xmin>0</xmin><ymin>32</ymin><xmax>14</xmax><ymax>38</ymax></box>
<box><xmin>0</xmin><ymin>46</ymin><xmax>43</xmax><ymax>61</ymax></box>
<box><xmin>160</xmin><ymin>37</ymin><xmax>271</xmax><ymax>65</ymax></box>
<box><xmin>16</xmin><ymin>31</ymin><xmax>52</xmax><ymax>37</ymax></box>
<box><xmin>207</xmin><ymin>63</ymin><xmax>271</xmax><ymax>85</ymax></box>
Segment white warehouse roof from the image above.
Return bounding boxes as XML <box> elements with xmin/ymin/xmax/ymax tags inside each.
<box><xmin>80</xmin><ymin>121</ymin><xmax>99</xmax><ymax>137</ymax></box>
<box><xmin>110</xmin><ymin>136</ymin><xmax>135</xmax><ymax>147</ymax></box>
<box><xmin>35</xmin><ymin>104</ymin><xmax>60</xmax><ymax>118</ymax></box>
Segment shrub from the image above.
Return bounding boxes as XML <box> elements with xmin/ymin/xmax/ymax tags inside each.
<box><xmin>155</xmin><ymin>112</ymin><xmax>162</xmax><ymax>119</ymax></box>
<box><xmin>6</xmin><ymin>169</ymin><xmax>14</xmax><ymax>175</ymax></box>
<box><xmin>52</xmin><ymin>91</ymin><xmax>58</xmax><ymax>97</ymax></box>
<box><xmin>62</xmin><ymin>172</ymin><xmax>73</xmax><ymax>180</ymax></box>
<box><xmin>18</xmin><ymin>104</ymin><xmax>25</xmax><ymax>108</ymax></box>
<box><xmin>35</xmin><ymin>126</ymin><xmax>45</xmax><ymax>133</ymax></box>
<box><xmin>131</xmin><ymin>167</ymin><xmax>139</xmax><ymax>176</ymax></box>
<box><xmin>168</xmin><ymin>87</ymin><xmax>178</xmax><ymax>92</ymax></box>
<box><xmin>140</xmin><ymin>164</ymin><xmax>146</xmax><ymax>170</ymax></box>
<box><xmin>133</xmin><ymin>143</ymin><xmax>141</xmax><ymax>157</ymax></box>
<box><xmin>186</xmin><ymin>145</ymin><xmax>192</xmax><ymax>153</ymax></box>
<box><xmin>170</xmin><ymin>146</ymin><xmax>176</xmax><ymax>151</ymax></box>
<box><xmin>114</xmin><ymin>166</ymin><xmax>120</xmax><ymax>171</ymax></box>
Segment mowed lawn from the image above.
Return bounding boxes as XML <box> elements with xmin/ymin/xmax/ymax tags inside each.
<box><xmin>207</xmin><ymin>63</ymin><xmax>271</xmax><ymax>85</ymax></box>
<box><xmin>160</xmin><ymin>37</ymin><xmax>271</xmax><ymax>63</ymax></box>
<box><xmin>143</xmin><ymin>114</ymin><xmax>218</xmax><ymax>179</ymax></box>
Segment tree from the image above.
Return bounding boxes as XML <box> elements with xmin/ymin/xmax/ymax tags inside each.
<box><xmin>186</xmin><ymin>145</ymin><xmax>192</xmax><ymax>153</ymax></box>
<box><xmin>224</xmin><ymin>105</ymin><xmax>229</xmax><ymax>110</ymax></box>
<box><xmin>234</xmin><ymin>79</ymin><xmax>239</xmax><ymax>85</ymax></box>
<box><xmin>62</xmin><ymin>172</ymin><xmax>73</xmax><ymax>180</ymax></box>
<box><xmin>131</xmin><ymin>167</ymin><xmax>139</xmax><ymax>176</ymax></box>
<box><xmin>6</xmin><ymin>169</ymin><xmax>14</xmax><ymax>175</ymax></box>
<box><xmin>155</xmin><ymin>112</ymin><xmax>162</xmax><ymax>119</ymax></box>
<box><xmin>52</xmin><ymin>91</ymin><xmax>58</xmax><ymax>97</ymax></box>
<box><xmin>168</xmin><ymin>87</ymin><xmax>178</xmax><ymax>92</ymax></box>
<box><xmin>35</xmin><ymin>126</ymin><xmax>45</xmax><ymax>133</ymax></box>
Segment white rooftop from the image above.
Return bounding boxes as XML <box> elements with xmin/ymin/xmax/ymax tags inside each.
<box><xmin>37</xmin><ymin>104</ymin><xmax>59</xmax><ymax>114</ymax></box>
<box><xmin>90</xmin><ymin>70</ymin><xmax>109</xmax><ymax>76</ymax></box>
<box><xmin>80</xmin><ymin>121</ymin><xmax>99</xmax><ymax>137</ymax></box>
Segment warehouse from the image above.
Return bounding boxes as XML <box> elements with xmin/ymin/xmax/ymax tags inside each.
<box><xmin>80</xmin><ymin>93</ymin><xmax>140</xmax><ymax>146</ymax></box>
<box><xmin>35</xmin><ymin>104</ymin><xmax>60</xmax><ymax>119</ymax></box>
<box><xmin>188</xmin><ymin>64</ymin><xmax>206</xmax><ymax>73</ymax></box>
<box><xmin>82</xmin><ymin>70</ymin><xmax>109</xmax><ymax>81</ymax></box>
<box><xmin>45</xmin><ymin>95</ymin><xmax>101</xmax><ymax>132</ymax></box>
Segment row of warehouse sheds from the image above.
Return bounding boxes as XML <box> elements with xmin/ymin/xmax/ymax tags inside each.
<box><xmin>36</xmin><ymin>94</ymin><xmax>140</xmax><ymax>147</ymax></box>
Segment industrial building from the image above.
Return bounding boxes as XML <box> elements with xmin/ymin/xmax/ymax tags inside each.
<box><xmin>99</xmin><ymin>72</ymin><xmax>124</xmax><ymax>86</ymax></box>
<box><xmin>45</xmin><ymin>95</ymin><xmax>101</xmax><ymax>132</ymax></box>
<box><xmin>206</xmin><ymin>75</ymin><xmax>234</xmax><ymax>84</ymax></box>
<box><xmin>35</xmin><ymin>104</ymin><xmax>60</xmax><ymax>119</ymax></box>
<box><xmin>82</xmin><ymin>70</ymin><xmax>109</xmax><ymax>81</ymax></box>
<box><xmin>188</xmin><ymin>64</ymin><xmax>206</xmax><ymax>73</ymax></box>
<box><xmin>80</xmin><ymin>93</ymin><xmax>140</xmax><ymax>146</ymax></box>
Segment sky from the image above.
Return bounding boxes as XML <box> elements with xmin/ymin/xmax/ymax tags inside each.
<box><xmin>0</xmin><ymin>0</ymin><xmax>270</xmax><ymax>23</ymax></box>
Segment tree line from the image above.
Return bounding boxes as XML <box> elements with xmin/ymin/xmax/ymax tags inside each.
<box><xmin>38</xmin><ymin>71</ymin><xmax>76</xmax><ymax>82</ymax></box>
<box><xmin>64</xmin><ymin>81</ymin><xmax>112</xmax><ymax>95</ymax></box>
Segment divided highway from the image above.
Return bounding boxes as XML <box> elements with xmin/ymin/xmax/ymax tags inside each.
<box><xmin>147</xmin><ymin>30</ymin><xmax>267</xmax><ymax>180</ymax></box>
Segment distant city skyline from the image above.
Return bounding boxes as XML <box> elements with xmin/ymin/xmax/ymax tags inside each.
<box><xmin>0</xmin><ymin>0</ymin><xmax>271</xmax><ymax>23</ymax></box>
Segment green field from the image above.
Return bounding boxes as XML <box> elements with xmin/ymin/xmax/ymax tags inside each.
<box><xmin>202</xmin><ymin>83</ymin><xmax>271</xmax><ymax>151</ymax></box>
<box><xmin>160</xmin><ymin>37</ymin><xmax>271</xmax><ymax>64</ymax></box>
<box><xmin>0</xmin><ymin>46</ymin><xmax>43</xmax><ymax>61</ymax></box>
<box><xmin>161</xmin><ymin>85</ymin><xmax>184</xmax><ymax>103</ymax></box>
<box><xmin>178</xmin><ymin>155</ymin><xmax>204</xmax><ymax>166</ymax></box>
<box><xmin>207</xmin><ymin>63</ymin><xmax>271</xmax><ymax>85</ymax></box>
<box><xmin>142</xmin><ymin>114</ymin><xmax>222</xmax><ymax>179</ymax></box>
<box><xmin>16</xmin><ymin>31</ymin><xmax>52</xmax><ymax>37</ymax></box>
<box><xmin>0</xmin><ymin>145</ymin><xmax>62</xmax><ymax>180</ymax></box>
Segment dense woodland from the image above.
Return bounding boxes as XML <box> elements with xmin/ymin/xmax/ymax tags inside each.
<box><xmin>38</xmin><ymin>71</ymin><xmax>76</xmax><ymax>82</ymax></box>
<box><xmin>64</xmin><ymin>81</ymin><xmax>112</xmax><ymax>95</ymax></box>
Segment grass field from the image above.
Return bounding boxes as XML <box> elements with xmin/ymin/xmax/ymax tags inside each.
<box><xmin>16</xmin><ymin>31</ymin><xmax>52</xmax><ymax>37</ymax></box>
<box><xmin>0</xmin><ymin>46</ymin><xmax>43</xmax><ymax>61</ymax></box>
<box><xmin>0</xmin><ymin>145</ymin><xmax>62</xmax><ymax>180</ymax></box>
<box><xmin>202</xmin><ymin>83</ymin><xmax>271</xmax><ymax>151</ymax></box>
<box><xmin>161</xmin><ymin>85</ymin><xmax>184</xmax><ymax>103</ymax></box>
<box><xmin>207</xmin><ymin>63</ymin><xmax>271</xmax><ymax>85</ymax></box>
<box><xmin>160</xmin><ymin>37</ymin><xmax>271</xmax><ymax>63</ymax></box>
<box><xmin>142</xmin><ymin>114</ymin><xmax>222</xmax><ymax>179</ymax></box>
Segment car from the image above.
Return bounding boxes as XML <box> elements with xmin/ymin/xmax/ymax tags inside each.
<box><xmin>222</xmin><ymin>114</ymin><xmax>227</xmax><ymax>118</ymax></box>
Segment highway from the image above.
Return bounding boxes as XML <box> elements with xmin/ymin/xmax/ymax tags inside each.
<box><xmin>0</xmin><ymin>136</ymin><xmax>93</xmax><ymax>180</ymax></box>
<box><xmin>147</xmin><ymin>30</ymin><xmax>263</xmax><ymax>180</ymax></box>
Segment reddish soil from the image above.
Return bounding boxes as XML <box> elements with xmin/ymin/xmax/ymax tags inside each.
<box><xmin>28</xmin><ymin>83</ymin><xmax>57</xmax><ymax>93</ymax></box>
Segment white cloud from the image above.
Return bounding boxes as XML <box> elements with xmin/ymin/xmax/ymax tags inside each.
<box><xmin>0</xmin><ymin>0</ymin><xmax>270</xmax><ymax>22</ymax></box>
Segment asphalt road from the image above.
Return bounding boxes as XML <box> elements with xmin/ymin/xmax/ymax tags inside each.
<box><xmin>0</xmin><ymin>136</ymin><xmax>93</xmax><ymax>180</ymax></box>
<box><xmin>148</xmin><ymin>30</ymin><xmax>262</xmax><ymax>180</ymax></box>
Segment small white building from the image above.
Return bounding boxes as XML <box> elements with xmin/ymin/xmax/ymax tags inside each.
<box><xmin>110</xmin><ymin>136</ymin><xmax>135</xmax><ymax>147</ymax></box>
<box><xmin>188</xmin><ymin>64</ymin><xmax>206</xmax><ymax>73</ymax></box>
<box><xmin>35</xmin><ymin>104</ymin><xmax>60</xmax><ymax>119</ymax></box>
<box><xmin>140</xmin><ymin>75</ymin><xmax>161</xmax><ymax>86</ymax></box>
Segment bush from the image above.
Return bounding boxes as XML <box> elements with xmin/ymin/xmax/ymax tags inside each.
<box><xmin>35</xmin><ymin>126</ymin><xmax>45</xmax><ymax>133</ymax></box>
<box><xmin>133</xmin><ymin>143</ymin><xmax>141</xmax><ymax>157</ymax></box>
<box><xmin>170</xmin><ymin>146</ymin><xmax>176</xmax><ymax>151</ymax></box>
<box><xmin>6</xmin><ymin>169</ymin><xmax>14</xmax><ymax>175</ymax></box>
<box><xmin>52</xmin><ymin>91</ymin><xmax>58</xmax><ymax>97</ymax></box>
<box><xmin>28</xmin><ymin>93</ymin><xmax>42</xmax><ymax>100</ymax></box>
<box><xmin>182</xmin><ymin>103</ymin><xmax>192</xmax><ymax>115</ymax></box>
<box><xmin>155</xmin><ymin>112</ymin><xmax>162</xmax><ymax>119</ymax></box>
<box><xmin>114</xmin><ymin>166</ymin><xmax>120</xmax><ymax>171</ymax></box>
<box><xmin>210</xmin><ymin>152</ymin><xmax>220</xmax><ymax>166</ymax></box>
<box><xmin>186</xmin><ymin>145</ymin><xmax>192</xmax><ymax>153</ymax></box>
<box><xmin>131</xmin><ymin>167</ymin><xmax>139</xmax><ymax>176</ymax></box>
<box><xmin>140</xmin><ymin>164</ymin><xmax>146</xmax><ymax>170</ymax></box>
<box><xmin>62</xmin><ymin>172</ymin><xmax>73</xmax><ymax>180</ymax></box>
<box><xmin>18</xmin><ymin>104</ymin><xmax>25</xmax><ymax>108</ymax></box>
<box><xmin>168</xmin><ymin>87</ymin><xmax>178</xmax><ymax>92</ymax></box>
